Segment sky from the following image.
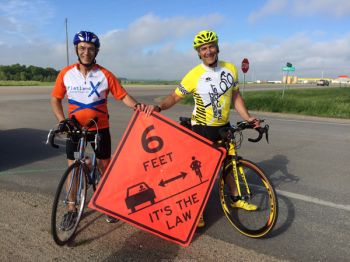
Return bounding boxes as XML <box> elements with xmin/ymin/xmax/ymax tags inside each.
<box><xmin>1</xmin><ymin>0</ymin><xmax>350</xmax><ymax>81</ymax></box>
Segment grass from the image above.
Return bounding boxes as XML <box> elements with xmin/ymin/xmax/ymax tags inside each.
<box><xmin>0</xmin><ymin>80</ymin><xmax>54</xmax><ymax>86</ymax></box>
<box><xmin>181</xmin><ymin>87</ymin><xmax>350</xmax><ymax>119</ymax></box>
<box><xmin>2</xmin><ymin>80</ymin><xmax>349</xmax><ymax>119</ymax></box>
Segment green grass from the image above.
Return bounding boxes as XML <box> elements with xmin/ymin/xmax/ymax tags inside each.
<box><xmin>0</xmin><ymin>80</ymin><xmax>54</xmax><ymax>86</ymax></box>
<box><xmin>181</xmin><ymin>87</ymin><xmax>350</xmax><ymax>119</ymax></box>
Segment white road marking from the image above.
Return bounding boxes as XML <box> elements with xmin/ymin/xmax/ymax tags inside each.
<box><xmin>277</xmin><ymin>189</ymin><xmax>350</xmax><ymax>211</ymax></box>
<box><xmin>273</xmin><ymin>118</ymin><xmax>350</xmax><ymax>126</ymax></box>
<box><xmin>2</xmin><ymin>168</ymin><xmax>350</xmax><ymax>212</ymax></box>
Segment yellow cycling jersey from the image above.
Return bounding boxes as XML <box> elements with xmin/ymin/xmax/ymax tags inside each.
<box><xmin>175</xmin><ymin>60</ymin><xmax>239</xmax><ymax>126</ymax></box>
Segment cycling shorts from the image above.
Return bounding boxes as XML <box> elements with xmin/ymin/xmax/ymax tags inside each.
<box><xmin>66</xmin><ymin>128</ymin><xmax>111</xmax><ymax>160</ymax></box>
<box><xmin>192</xmin><ymin>123</ymin><xmax>231</xmax><ymax>143</ymax></box>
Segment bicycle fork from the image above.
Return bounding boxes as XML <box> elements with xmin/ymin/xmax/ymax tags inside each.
<box><xmin>65</xmin><ymin>166</ymin><xmax>85</xmax><ymax>207</ymax></box>
<box><xmin>226</xmin><ymin>143</ymin><xmax>252</xmax><ymax>200</ymax></box>
<box><xmin>64</xmin><ymin>137</ymin><xmax>86</xmax><ymax>209</ymax></box>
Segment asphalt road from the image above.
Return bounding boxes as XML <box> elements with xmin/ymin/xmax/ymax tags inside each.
<box><xmin>0</xmin><ymin>85</ymin><xmax>349</xmax><ymax>261</ymax></box>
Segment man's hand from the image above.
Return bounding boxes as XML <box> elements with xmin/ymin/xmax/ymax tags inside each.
<box><xmin>133</xmin><ymin>102</ymin><xmax>146</xmax><ymax>111</ymax></box>
<box><xmin>142</xmin><ymin>104</ymin><xmax>161</xmax><ymax>116</ymax></box>
<box><xmin>247</xmin><ymin>117</ymin><xmax>261</xmax><ymax>128</ymax></box>
<box><xmin>134</xmin><ymin>103</ymin><xmax>161</xmax><ymax>116</ymax></box>
<box><xmin>58</xmin><ymin>119</ymin><xmax>74</xmax><ymax>132</ymax></box>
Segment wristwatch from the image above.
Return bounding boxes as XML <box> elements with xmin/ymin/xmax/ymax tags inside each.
<box><xmin>155</xmin><ymin>105</ymin><xmax>162</xmax><ymax>112</ymax></box>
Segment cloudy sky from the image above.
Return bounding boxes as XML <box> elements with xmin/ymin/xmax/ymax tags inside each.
<box><xmin>1</xmin><ymin>0</ymin><xmax>350</xmax><ymax>81</ymax></box>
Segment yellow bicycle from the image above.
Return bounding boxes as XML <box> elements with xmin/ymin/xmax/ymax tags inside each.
<box><xmin>180</xmin><ymin>117</ymin><xmax>278</xmax><ymax>238</ymax></box>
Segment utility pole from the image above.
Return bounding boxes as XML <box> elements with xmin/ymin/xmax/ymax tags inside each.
<box><xmin>65</xmin><ymin>18</ymin><xmax>69</xmax><ymax>66</ymax></box>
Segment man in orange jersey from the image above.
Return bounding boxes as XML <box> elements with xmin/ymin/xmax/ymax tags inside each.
<box><xmin>51</xmin><ymin>31</ymin><xmax>146</xmax><ymax>224</ymax></box>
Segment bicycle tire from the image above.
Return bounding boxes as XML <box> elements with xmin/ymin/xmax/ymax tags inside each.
<box><xmin>219</xmin><ymin>159</ymin><xmax>278</xmax><ymax>238</ymax></box>
<box><xmin>51</xmin><ymin>162</ymin><xmax>88</xmax><ymax>245</ymax></box>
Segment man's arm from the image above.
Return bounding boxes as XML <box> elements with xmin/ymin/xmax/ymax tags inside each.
<box><xmin>51</xmin><ymin>96</ymin><xmax>65</xmax><ymax>122</ymax></box>
<box><xmin>143</xmin><ymin>91</ymin><xmax>182</xmax><ymax>116</ymax></box>
<box><xmin>232</xmin><ymin>90</ymin><xmax>260</xmax><ymax>127</ymax></box>
<box><xmin>158</xmin><ymin>91</ymin><xmax>183</xmax><ymax>111</ymax></box>
<box><xmin>121</xmin><ymin>94</ymin><xmax>140</xmax><ymax>109</ymax></box>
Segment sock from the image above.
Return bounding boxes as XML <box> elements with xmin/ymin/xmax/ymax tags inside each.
<box><xmin>231</xmin><ymin>196</ymin><xmax>240</xmax><ymax>202</ymax></box>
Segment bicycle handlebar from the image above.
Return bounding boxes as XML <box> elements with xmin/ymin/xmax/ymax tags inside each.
<box><xmin>223</xmin><ymin>120</ymin><xmax>269</xmax><ymax>144</ymax></box>
<box><xmin>247</xmin><ymin>125</ymin><xmax>269</xmax><ymax>143</ymax></box>
<box><xmin>179</xmin><ymin>116</ymin><xmax>269</xmax><ymax>144</ymax></box>
<box><xmin>46</xmin><ymin>116</ymin><xmax>99</xmax><ymax>149</ymax></box>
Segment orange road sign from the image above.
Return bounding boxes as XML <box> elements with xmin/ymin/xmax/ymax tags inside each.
<box><xmin>89</xmin><ymin>111</ymin><xmax>225</xmax><ymax>246</ymax></box>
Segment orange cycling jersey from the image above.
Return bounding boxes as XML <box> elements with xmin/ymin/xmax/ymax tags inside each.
<box><xmin>52</xmin><ymin>63</ymin><xmax>127</xmax><ymax>129</ymax></box>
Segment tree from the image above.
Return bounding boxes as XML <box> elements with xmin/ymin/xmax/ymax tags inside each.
<box><xmin>0</xmin><ymin>64</ymin><xmax>59</xmax><ymax>81</ymax></box>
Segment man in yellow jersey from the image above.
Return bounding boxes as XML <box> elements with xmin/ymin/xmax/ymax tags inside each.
<box><xmin>146</xmin><ymin>30</ymin><xmax>260</xmax><ymax>228</ymax></box>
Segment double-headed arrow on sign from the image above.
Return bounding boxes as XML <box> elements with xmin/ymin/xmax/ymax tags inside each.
<box><xmin>159</xmin><ymin>172</ymin><xmax>187</xmax><ymax>187</ymax></box>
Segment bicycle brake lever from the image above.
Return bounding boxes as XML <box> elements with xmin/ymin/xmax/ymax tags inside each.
<box><xmin>47</xmin><ymin>129</ymin><xmax>59</xmax><ymax>148</ymax></box>
<box><xmin>94</xmin><ymin>133</ymin><xmax>101</xmax><ymax>151</ymax></box>
<box><xmin>70</xmin><ymin>115</ymin><xmax>81</xmax><ymax>130</ymax></box>
<box><xmin>247</xmin><ymin>124</ymin><xmax>269</xmax><ymax>143</ymax></box>
<box><xmin>46</xmin><ymin>129</ymin><xmax>52</xmax><ymax>145</ymax></box>
<box><xmin>87</xmin><ymin>117</ymin><xmax>98</xmax><ymax>129</ymax></box>
<box><xmin>265</xmin><ymin>125</ymin><xmax>269</xmax><ymax>143</ymax></box>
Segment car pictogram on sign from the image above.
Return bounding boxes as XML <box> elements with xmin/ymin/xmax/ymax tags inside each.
<box><xmin>125</xmin><ymin>182</ymin><xmax>156</xmax><ymax>213</ymax></box>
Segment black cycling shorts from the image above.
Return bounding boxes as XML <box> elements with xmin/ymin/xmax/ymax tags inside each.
<box><xmin>66</xmin><ymin>128</ymin><xmax>111</xmax><ymax>160</ymax></box>
<box><xmin>192</xmin><ymin>122</ymin><xmax>231</xmax><ymax>143</ymax></box>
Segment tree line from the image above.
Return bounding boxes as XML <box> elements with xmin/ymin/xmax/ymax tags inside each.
<box><xmin>0</xmin><ymin>64</ymin><xmax>59</xmax><ymax>82</ymax></box>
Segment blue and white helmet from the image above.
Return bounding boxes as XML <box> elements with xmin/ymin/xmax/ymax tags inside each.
<box><xmin>73</xmin><ymin>31</ymin><xmax>100</xmax><ymax>48</ymax></box>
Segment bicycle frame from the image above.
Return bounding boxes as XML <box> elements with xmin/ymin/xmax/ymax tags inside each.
<box><xmin>223</xmin><ymin>140</ymin><xmax>252</xmax><ymax>200</ymax></box>
<box><xmin>63</xmin><ymin>165</ymin><xmax>84</xmax><ymax>213</ymax></box>
<box><xmin>74</xmin><ymin>130</ymin><xmax>99</xmax><ymax>186</ymax></box>
<box><xmin>63</xmin><ymin>135</ymin><xmax>89</xmax><ymax>211</ymax></box>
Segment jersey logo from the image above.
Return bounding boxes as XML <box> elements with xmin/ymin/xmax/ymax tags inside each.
<box><xmin>88</xmin><ymin>81</ymin><xmax>101</xmax><ymax>98</ymax></box>
<box><xmin>219</xmin><ymin>71</ymin><xmax>234</xmax><ymax>93</ymax></box>
<box><xmin>178</xmin><ymin>85</ymin><xmax>190</xmax><ymax>95</ymax></box>
<box><xmin>204</xmin><ymin>70</ymin><xmax>235</xmax><ymax>107</ymax></box>
<box><xmin>209</xmin><ymin>84</ymin><xmax>222</xmax><ymax>120</ymax></box>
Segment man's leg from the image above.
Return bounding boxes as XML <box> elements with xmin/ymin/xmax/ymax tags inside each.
<box><xmin>94</xmin><ymin>128</ymin><xmax>112</xmax><ymax>176</ymax></box>
<box><xmin>224</xmin><ymin>167</ymin><xmax>257</xmax><ymax>211</ymax></box>
<box><xmin>97</xmin><ymin>158</ymin><xmax>110</xmax><ymax>176</ymax></box>
<box><xmin>97</xmin><ymin>158</ymin><xmax>120</xmax><ymax>223</ymax></box>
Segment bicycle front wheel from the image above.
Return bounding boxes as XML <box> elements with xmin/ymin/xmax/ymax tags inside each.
<box><xmin>51</xmin><ymin>162</ymin><xmax>88</xmax><ymax>245</ymax></box>
<box><xmin>219</xmin><ymin>159</ymin><xmax>278</xmax><ymax>238</ymax></box>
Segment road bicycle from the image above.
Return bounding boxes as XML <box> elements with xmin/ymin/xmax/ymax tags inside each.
<box><xmin>179</xmin><ymin>117</ymin><xmax>278</xmax><ymax>238</ymax></box>
<box><xmin>46</xmin><ymin>116</ymin><xmax>101</xmax><ymax>245</ymax></box>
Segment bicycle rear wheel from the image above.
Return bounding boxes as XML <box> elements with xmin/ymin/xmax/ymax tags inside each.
<box><xmin>219</xmin><ymin>159</ymin><xmax>278</xmax><ymax>238</ymax></box>
<box><xmin>51</xmin><ymin>162</ymin><xmax>88</xmax><ymax>245</ymax></box>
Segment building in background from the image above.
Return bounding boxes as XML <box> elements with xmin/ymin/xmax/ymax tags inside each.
<box><xmin>333</xmin><ymin>75</ymin><xmax>350</xmax><ymax>84</ymax></box>
<box><xmin>283</xmin><ymin>75</ymin><xmax>298</xmax><ymax>84</ymax></box>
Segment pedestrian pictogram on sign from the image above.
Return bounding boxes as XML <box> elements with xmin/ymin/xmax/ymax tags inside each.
<box><xmin>89</xmin><ymin>111</ymin><xmax>225</xmax><ymax>246</ymax></box>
